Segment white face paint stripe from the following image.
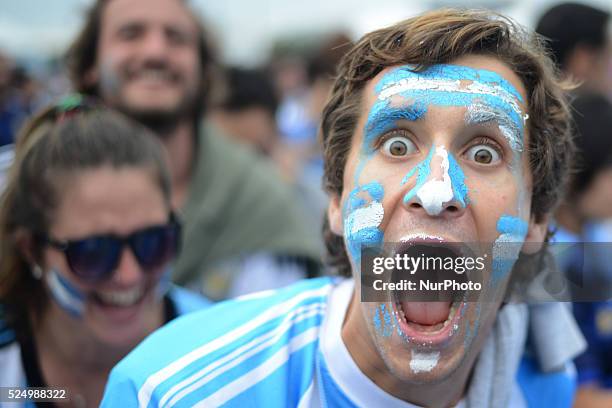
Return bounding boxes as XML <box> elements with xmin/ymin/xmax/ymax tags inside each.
<box><xmin>399</xmin><ymin>233</ymin><xmax>444</xmax><ymax>242</ymax></box>
<box><xmin>349</xmin><ymin>201</ymin><xmax>384</xmax><ymax>234</ymax></box>
<box><xmin>465</xmin><ymin>103</ymin><xmax>523</xmax><ymax>152</ymax></box>
<box><xmin>410</xmin><ymin>350</ymin><xmax>440</xmax><ymax>373</ymax></box>
<box><xmin>378</xmin><ymin>77</ymin><xmax>523</xmax><ymax>123</ymax></box>
<box><xmin>415</xmin><ymin>146</ymin><xmax>454</xmax><ymax>216</ymax></box>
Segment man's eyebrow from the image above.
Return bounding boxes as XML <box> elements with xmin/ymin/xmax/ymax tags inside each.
<box><xmin>365</xmin><ymin>103</ymin><xmax>426</xmax><ymax>136</ymax></box>
<box><xmin>465</xmin><ymin>103</ymin><xmax>523</xmax><ymax>152</ymax></box>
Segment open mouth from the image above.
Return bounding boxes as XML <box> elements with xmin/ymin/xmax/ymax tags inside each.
<box><xmin>389</xmin><ymin>241</ymin><xmax>470</xmax><ymax>344</ymax></box>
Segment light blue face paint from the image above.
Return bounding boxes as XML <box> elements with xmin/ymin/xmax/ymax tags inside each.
<box><xmin>447</xmin><ymin>152</ymin><xmax>468</xmax><ymax>206</ymax></box>
<box><xmin>373</xmin><ymin>304</ymin><xmax>393</xmax><ymax>337</ymax></box>
<box><xmin>465</xmin><ymin>103</ymin><xmax>523</xmax><ymax>153</ymax></box>
<box><xmin>497</xmin><ymin>214</ymin><xmax>529</xmax><ymax>236</ymax></box>
<box><xmin>401</xmin><ymin>143</ymin><xmax>435</xmax><ymax>187</ymax></box>
<box><xmin>374</xmin><ymin>305</ymin><xmax>382</xmax><ymax>333</ymax></box>
<box><xmin>491</xmin><ymin>214</ymin><xmax>529</xmax><ymax>283</ymax></box>
<box><xmin>371</xmin><ymin>65</ymin><xmax>525</xmax><ymax>148</ymax></box>
<box><xmin>382</xmin><ymin>304</ymin><xmax>393</xmax><ymax>337</ymax></box>
<box><xmin>45</xmin><ymin>269</ymin><xmax>86</xmax><ymax>318</ymax></box>
<box><xmin>344</xmin><ymin>182</ymin><xmax>385</xmax><ymax>263</ymax></box>
<box><xmin>364</xmin><ymin>103</ymin><xmax>427</xmax><ymax>151</ymax></box>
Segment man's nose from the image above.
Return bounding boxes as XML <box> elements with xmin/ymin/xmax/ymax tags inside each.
<box><xmin>402</xmin><ymin>145</ymin><xmax>467</xmax><ymax>217</ymax></box>
<box><xmin>140</xmin><ymin>30</ymin><xmax>171</xmax><ymax>59</ymax></box>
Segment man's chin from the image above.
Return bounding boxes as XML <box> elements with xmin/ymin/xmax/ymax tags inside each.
<box><xmin>119</xmin><ymin>104</ymin><xmax>188</xmax><ymax>135</ymax></box>
<box><xmin>381</xmin><ymin>342</ymin><xmax>468</xmax><ymax>385</ymax></box>
<box><xmin>367</xmin><ymin>301</ymin><xmax>477</xmax><ymax>384</ymax></box>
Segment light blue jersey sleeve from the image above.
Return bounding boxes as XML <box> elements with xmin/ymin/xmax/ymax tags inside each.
<box><xmin>101</xmin><ymin>277</ymin><xmax>335</xmax><ymax>408</ymax></box>
<box><xmin>99</xmin><ymin>369</ymin><xmax>141</xmax><ymax>407</ymax></box>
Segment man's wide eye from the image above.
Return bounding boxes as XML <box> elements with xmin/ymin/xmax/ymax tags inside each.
<box><xmin>381</xmin><ymin>136</ymin><xmax>417</xmax><ymax>157</ymax></box>
<box><xmin>466</xmin><ymin>145</ymin><xmax>500</xmax><ymax>164</ymax></box>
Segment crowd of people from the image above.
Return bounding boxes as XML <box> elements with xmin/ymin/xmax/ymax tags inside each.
<box><xmin>0</xmin><ymin>0</ymin><xmax>611</xmax><ymax>407</ymax></box>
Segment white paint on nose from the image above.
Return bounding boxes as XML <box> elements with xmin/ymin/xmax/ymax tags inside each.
<box><xmin>415</xmin><ymin>146</ymin><xmax>453</xmax><ymax>215</ymax></box>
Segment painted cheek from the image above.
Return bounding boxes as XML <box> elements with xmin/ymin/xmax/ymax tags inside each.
<box><xmin>373</xmin><ymin>304</ymin><xmax>394</xmax><ymax>338</ymax></box>
<box><xmin>491</xmin><ymin>214</ymin><xmax>528</xmax><ymax>283</ymax></box>
<box><xmin>343</xmin><ymin>182</ymin><xmax>385</xmax><ymax>264</ymax></box>
<box><xmin>45</xmin><ymin>269</ymin><xmax>86</xmax><ymax>318</ymax></box>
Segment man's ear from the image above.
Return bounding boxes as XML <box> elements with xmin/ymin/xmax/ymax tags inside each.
<box><xmin>521</xmin><ymin>215</ymin><xmax>549</xmax><ymax>254</ymax></box>
<box><xmin>327</xmin><ymin>193</ymin><xmax>344</xmax><ymax>236</ymax></box>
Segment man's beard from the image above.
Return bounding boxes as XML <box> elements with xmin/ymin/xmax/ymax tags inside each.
<box><xmin>98</xmin><ymin>64</ymin><xmax>203</xmax><ymax>138</ymax></box>
<box><xmin>120</xmin><ymin>102</ymin><xmax>198</xmax><ymax>137</ymax></box>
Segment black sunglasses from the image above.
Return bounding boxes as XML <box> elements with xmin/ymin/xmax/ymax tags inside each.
<box><xmin>43</xmin><ymin>214</ymin><xmax>181</xmax><ymax>283</ymax></box>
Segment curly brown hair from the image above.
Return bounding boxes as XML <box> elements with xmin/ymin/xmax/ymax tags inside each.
<box><xmin>320</xmin><ymin>9</ymin><xmax>575</xmax><ymax>276</ymax></box>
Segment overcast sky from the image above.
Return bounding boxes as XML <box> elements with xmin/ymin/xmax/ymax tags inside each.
<box><xmin>0</xmin><ymin>0</ymin><xmax>609</xmax><ymax>66</ymax></box>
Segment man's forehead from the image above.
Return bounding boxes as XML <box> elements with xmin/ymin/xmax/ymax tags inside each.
<box><xmin>102</xmin><ymin>0</ymin><xmax>199</xmax><ymax>32</ymax></box>
<box><xmin>363</xmin><ymin>61</ymin><xmax>529</xmax><ymax>130</ymax></box>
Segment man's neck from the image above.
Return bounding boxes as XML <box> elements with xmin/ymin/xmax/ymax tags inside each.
<box><xmin>156</xmin><ymin>121</ymin><xmax>196</xmax><ymax>210</ymax></box>
<box><xmin>341</xmin><ymin>292</ymin><xmax>473</xmax><ymax>407</ymax></box>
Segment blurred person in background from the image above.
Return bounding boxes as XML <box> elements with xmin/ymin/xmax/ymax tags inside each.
<box><xmin>536</xmin><ymin>2</ymin><xmax>612</xmax><ymax>99</ymax></box>
<box><xmin>276</xmin><ymin>33</ymin><xmax>352</xmax><ymax>167</ymax></box>
<box><xmin>538</xmin><ymin>5</ymin><xmax>612</xmax><ymax>407</ymax></box>
<box><xmin>208</xmin><ymin>66</ymin><xmax>279</xmax><ymax>156</ymax></box>
<box><xmin>0</xmin><ymin>53</ymin><xmax>31</xmax><ymax>148</ymax></box>
<box><xmin>0</xmin><ymin>96</ymin><xmax>209</xmax><ymax>407</ymax></box>
<box><xmin>209</xmin><ymin>66</ymin><xmax>326</xmax><ymax>268</ymax></box>
<box><xmin>551</xmin><ymin>95</ymin><xmax>612</xmax><ymax>408</ymax></box>
<box><xmin>63</xmin><ymin>0</ymin><xmax>321</xmax><ymax>300</ymax></box>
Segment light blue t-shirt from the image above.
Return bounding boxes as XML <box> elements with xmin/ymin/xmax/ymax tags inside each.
<box><xmin>101</xmin><ymin>277</ymin><xmax>577</xmax><ymax>407</ymax></box>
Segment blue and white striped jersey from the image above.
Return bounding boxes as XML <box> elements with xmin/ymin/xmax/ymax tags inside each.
<box><xmin>102</xmin><ymin>277</ymin><xmax>337</xmax><ymax>408</ymax></box>
<box><xmin>101</xmin><ymin>277</ymin><xmax>577</xmax><ymax>408</ymax></box>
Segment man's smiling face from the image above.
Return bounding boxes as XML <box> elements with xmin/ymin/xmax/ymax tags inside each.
<box><xmin>328</xmin><ymin>54</ymin><xmax>547</xmax><ymax>383</ymax></box>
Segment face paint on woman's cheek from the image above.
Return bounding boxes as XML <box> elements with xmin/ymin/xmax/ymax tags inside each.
<box><xmin>45</xmin><ymin>269</ymin><xmax>86</xmax><ymax>318</ymax></box>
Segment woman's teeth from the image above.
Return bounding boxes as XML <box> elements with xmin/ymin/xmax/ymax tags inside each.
<box><xmin>97</xmin><ymin>286</ymin><xmax>144</xmax><ymax>307</ymax></box>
